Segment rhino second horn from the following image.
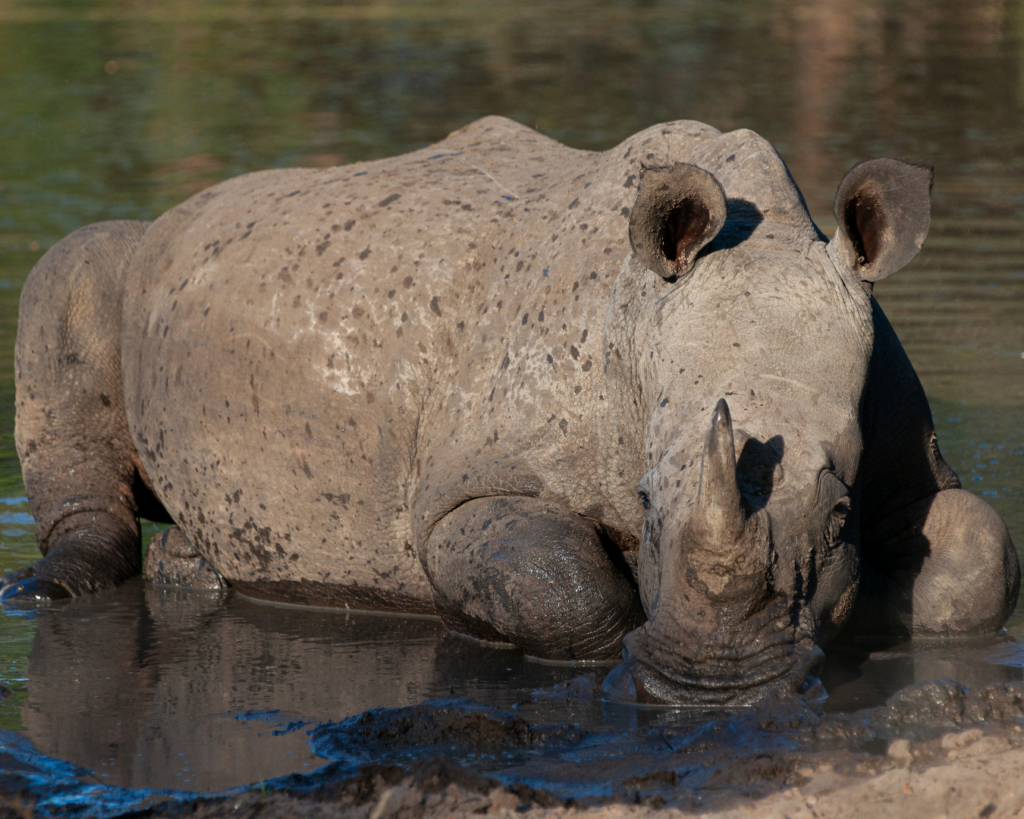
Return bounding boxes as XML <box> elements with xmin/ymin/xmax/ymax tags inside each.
<box><xmin>693</xmin><ymin>398</ymin><xmax>747</xmax><ymax>551</ymax></box>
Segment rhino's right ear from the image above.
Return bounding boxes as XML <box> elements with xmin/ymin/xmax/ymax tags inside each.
<box><xmin>828</xmin><ymin>158</ymin><xmax>933</xmax><ymax>283</ymax></box>
<box><xmin>628</xmin><ymin>163</ymin><xmax>728</xmax><ymax>281</ymax></box>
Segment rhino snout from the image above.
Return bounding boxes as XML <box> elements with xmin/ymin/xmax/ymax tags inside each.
<box><xmin>607</xmin><ymin>399</ymin><xmax>825</xmax><ymax>705</ymax></box>
<box><xmin>602</xmin><ymin>598</ymin><xmax>826</xmax><ymax>706</ymax></box>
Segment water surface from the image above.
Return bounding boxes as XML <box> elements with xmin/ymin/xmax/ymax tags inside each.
<box><xmin>8</xmin><ymin>578</ymin><xmax>1024</xmax><ymax>796</ymax></box>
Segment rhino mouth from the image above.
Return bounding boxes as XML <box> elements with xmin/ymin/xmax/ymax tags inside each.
<box><xmin>602</xmin><ymin>596</ymin><xmax>825</xmax><ymax>706</ymax></box>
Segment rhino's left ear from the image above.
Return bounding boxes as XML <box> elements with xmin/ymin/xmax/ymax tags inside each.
<box><xmin>628</xmin><ymin>163</ymin><xmax>728</xmax><ymax>281</ymax></box>
<box><xmin>828</xmin><ymin>158</ymin><xmax>933</xmax><ymax>283</ymax></box>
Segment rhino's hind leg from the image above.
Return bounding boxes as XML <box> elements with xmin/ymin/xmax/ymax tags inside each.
<box><xmin>847</xmin><ymin>488</ymin><xmax>1019</xmax><ymax>637</ymax></box>
<box><xmin>423</xmin><ymin>497</ymin><xmax>645</xmax><ymax>661</ymax></box>
<box><xmin>5</xmin><ymin>221</ymin><xmax>171</xmax><ymax>602</ymax></box>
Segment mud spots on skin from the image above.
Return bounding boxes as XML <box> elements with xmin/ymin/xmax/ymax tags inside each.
<box><xmin>119</xmin><ymin>117</ymin><xmax>830</xmax><ymax>625</ymax></box>
<box><xmin>227</xmin><ymin>519</ymin><xmax>276</xmax><ymax>572</ymax></box>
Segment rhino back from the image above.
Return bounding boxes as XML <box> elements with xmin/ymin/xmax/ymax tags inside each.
<box><xmin>119</xmin><ymin>116</ymin><xmax>812</xmax><ymax>605</ymax></box>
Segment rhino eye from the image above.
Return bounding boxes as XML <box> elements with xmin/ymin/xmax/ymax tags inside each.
<box><xmin>824</xmin><ymin>496</ymin><xmax>851</xmax><ymax>546</ymax></box>
<box><xmin>832</xmin><ymin>498</ymin><xmax>851</xmax><ymax>518</ymax></box>
<box><xmin>638</xmin><ymin>490</ymin><xmax>651</xmax><ymax>510</ymax></box>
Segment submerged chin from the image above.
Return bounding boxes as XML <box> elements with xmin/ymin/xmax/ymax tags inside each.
<box><xmin>601</xmin><ymin>601</ymin><xmax>825</xmax><ymax>707</ymax></box>
<box><xmin>602</xmin><ymin>644</ymin><xmax>825</xmax><ymax>706</ymax></box>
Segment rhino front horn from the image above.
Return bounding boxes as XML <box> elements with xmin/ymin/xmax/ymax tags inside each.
<box><xmin>628</xmin><ymin>163</ymin><xmax>728</xmax><ymax>280</ymax></box>
<box><xmin>692</xmin><ymin>398</ymin><xmax>747</xmax><ymax>551</ymax></box>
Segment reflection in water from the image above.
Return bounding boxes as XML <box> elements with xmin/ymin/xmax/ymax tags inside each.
<box><xmin>14</xmin><ymin>579</ymin><xmax>1024</xmax><ymax>792</ymax></box>
<box><xmin>19</xmin><ymin>580</ymin><xmax>572</xmax><ymax>792</ymax></box>
<box><xmin>820</xmin><ymin>634</ymin><xmax>1024</xmax><ymax>714</ymax></box>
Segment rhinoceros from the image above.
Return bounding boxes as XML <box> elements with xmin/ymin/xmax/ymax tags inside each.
<box><xmin>5</xmin><ymin>116</ymin><xmax>1018</xmax><ymax>704</ymax></box>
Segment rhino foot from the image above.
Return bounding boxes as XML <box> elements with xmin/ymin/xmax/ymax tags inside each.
<box><xmin>0</xmin><ymin>570</ymin><xmax>72</xmax><ymax>604</ymax></box>
<box><xmin>144</xmin><ymin>527</ymin><xmax>226</xmax><ymax>591</ymax></box>
<box><xmin>0</xmin><ymin>510</ymin><xmax>143</xmax><ymax>605</ymax></box>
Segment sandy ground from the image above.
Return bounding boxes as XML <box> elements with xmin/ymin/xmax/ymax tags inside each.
<box><xmin>678</xmin><ymin>736</ymin><xmax>1024</xmax><ymax>819</ymax></box>
<box><xmin>130</xmin><ymin>727</ymin><xmax>1023</xmax><ymax>819</ymax></box>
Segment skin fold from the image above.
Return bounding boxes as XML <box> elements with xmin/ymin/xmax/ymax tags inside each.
<box><xmin>5</xmin><ymin>117</ymin><xmax>1018</xmax><ymax>704</ymax></box>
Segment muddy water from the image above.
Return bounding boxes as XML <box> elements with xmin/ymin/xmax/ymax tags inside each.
<box><xmin>0</xmin><ymin>0</ymin><xmax>1022</xmax><ymax>804</ymax></box>
<box><xmin>5</xmin><ymin>578</ymin><xmax>1024</xmax><ymax>803</ymax></box>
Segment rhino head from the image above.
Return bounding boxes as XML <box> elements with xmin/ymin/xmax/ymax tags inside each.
<box><xmin>602</xmin><ymin>148</ymin><xmax>933</xmax><ymax>705</ymax></box>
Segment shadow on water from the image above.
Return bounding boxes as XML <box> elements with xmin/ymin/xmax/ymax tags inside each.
<box><xmin>3</xmin><ymin>579</ymin><xmax>1024</xmax><ymax>814</ymax></box>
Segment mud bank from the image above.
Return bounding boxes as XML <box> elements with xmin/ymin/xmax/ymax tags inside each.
<box><xmin>3</xmin><ymin>678</ymin><xmax>1024</xmax><ymax>818</ymax></box>
<box><xmin>143</xmin><ymin>744</ymin><xmax>1024</xmax><ymax>819</ymax></box>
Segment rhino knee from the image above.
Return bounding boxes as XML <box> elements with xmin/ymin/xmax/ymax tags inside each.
<box><xmin>425</xmin><ymin>497</ymin><xmax>643</xmax><ymax>661</ymax></box>
<box><xmin>144</xmin><ymin>527</ymin><xmax>225</xmax><ymax>590</ymax></box>
<box><xmin>911</xmin><ymin>489</ymin><xmax>1019</xmax><ymax>635</ymax></box>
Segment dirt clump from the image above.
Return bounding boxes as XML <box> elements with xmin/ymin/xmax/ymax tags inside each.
<box><xmin>310</xmin><ymin>698</ymin><xmax>586</xmax><ymax>762</ymax></box>
<box><xmin>153</xmin><ymin>758</ymin><xmax>536</xmax><ymax>819</ymax></box>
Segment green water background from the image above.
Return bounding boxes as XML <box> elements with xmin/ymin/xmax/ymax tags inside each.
<box><xmin>0</xmin><ymin>0</ymin><xmax>1021</xmax><ymax>729</ymax></box>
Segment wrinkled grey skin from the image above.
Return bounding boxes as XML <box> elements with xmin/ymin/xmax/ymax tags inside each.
<box><xmin>6</xmin><ymin>117</ymin><xmax>1019</xmax><ymax>704</ymax></box>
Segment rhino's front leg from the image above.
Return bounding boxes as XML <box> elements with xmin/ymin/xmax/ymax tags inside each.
<box><xmin>423</xmin><ymin>497</ymin><xmax>645</xmax><ymax>661</ymax></box>
<box><xmin>848</xmin><ymin>488</ymin><xmax>1019</xmax><ymax>637</ymax></box>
